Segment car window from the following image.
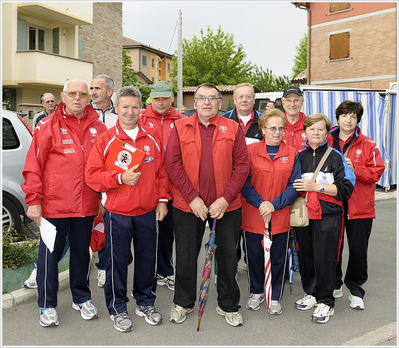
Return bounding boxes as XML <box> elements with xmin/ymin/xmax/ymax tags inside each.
<box><xmin>2</xmin><ymin>118</ymin><xmax>20</xmax><ymax>150</ymax></box>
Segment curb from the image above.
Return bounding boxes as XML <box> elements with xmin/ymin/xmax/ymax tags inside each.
<box><xmin>2</xmin><ymin>270</ymin><xmax>69</xmax><ymax>309</ymax></box>
<box><xmin>340</xmin><ymin>321</ymin><xmax>397</xmax><ymax>346</ymax></box>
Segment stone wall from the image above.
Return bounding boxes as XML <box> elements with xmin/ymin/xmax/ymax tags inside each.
<box><xmin>80</xmin><ymin>2</ymin><xmax>123</xmax><ymax>90</ymax></box>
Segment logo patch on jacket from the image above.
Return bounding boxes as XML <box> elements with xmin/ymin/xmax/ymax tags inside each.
<box><xmin>280</xmin><ymin>156</ymin><xmax>288</xmax><ymax>163</ymax></box>
<box><xmin>90</xmin><ymin>128</ymin><xmax>98</xmax><ymax>136</ymax></box>
<box><xmin>148</xmin><ymin>122</ymin><xmax>154</xmax><ymax>128</ymax></box>
<box><xmin>219</xmin><ymin>125</ymin><xmax>227</xmax><ymax>133</ymax></box>
<box><xmin>114</xmin><ymin>151</ymin><xmax>132</xmax><ymax>170</ymax></box>
<box><xmin>62</xmin><ymin>139</ymin><xmax>73</xmax><ymax>145</ymax></box>
<box><xmin>144</xmin><ymin>145</ymin><xmax>151</xmax><ymax>155</ymax></box>
<box><xmin>64</xmin><ymin>148</ymin><xmax>75</xmax><ymax>154</ymax></box>
<box><xmin>60</xmin><ymin>128</ymin><xmax>68</xmax><ymax>135</ymax></box>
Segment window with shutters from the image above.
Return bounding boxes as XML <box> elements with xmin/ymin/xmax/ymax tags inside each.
<box><xmin>29</xmin><ymin>26</ymin><xmax>45</xmax><ymax>51</ymax></box>
<box><xmin>329</xmin><ymin>3</ymin><xmax>350</xmax><ymax>14</ymax></box>
<box><xmin>329</xmin><ymin>32</ymin><xmax>350</xmax><ymax>60</ymax></box>
<box><xmin>142</xmin><ymin>55</ymin><xmax>147</xmax><ymax>66</ymax></box>
<box><xmin>52</xmin><ymin>28</ymin><xmax>59</xmax><ymax>54</ymax></box>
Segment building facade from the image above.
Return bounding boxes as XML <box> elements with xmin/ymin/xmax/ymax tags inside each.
<box><xmin>2</xmin><ymin>2</ymin><xmax>122</xmax><ymax>126</ymax></box>
<box><xmin>295</xmin><ymin>2</ymin><xmax>397</xmax><ymax>89</ymax></box>
<box><xmin>122</xmin><ymin>36</ymin><xmax>174</xmax><ymax>85</ymax></box>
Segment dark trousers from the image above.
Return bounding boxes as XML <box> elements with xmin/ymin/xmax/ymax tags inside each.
<box><xmin>236</xmin><ymin>229</ymin><xmax>247</xmax><ymax>264</ymax></box>
<box><xmin>156</xmin><ymin>200</ymin><xmax>174</xmax><ymax>277</ymax></box>
<box><xmin>173</xmin><ymin>208</ymin><xmax>241</xmax><ymax>312</ymax></box>
<box><xmin>335</xmin><ymin>216</ymin><xmax>373</xmax><ymax>298</ymax></box>
<box><xmin>37</xmin><ymin>217</ymin><xmax>94</xmax><ymax>308</ymax></box>
<box><xmin>104</xmin><ymin>210</ymin><xmax>157</xmax><ymax>316</ymax></box>
<box><xmin>296</xmin><ymin>214</ymin><xmax>341</xmax><ymax>308</ymax></box>
<box><xmin>244</xmin><ymin>230</ymin><xmax>289</xmax><ymax>301</ymax></box>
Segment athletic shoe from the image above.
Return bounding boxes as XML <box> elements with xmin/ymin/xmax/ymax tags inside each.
<box><xmin>246</xmin><ymin>293</ymin><xmax>265</xmax><ymax>311</ymax></box>
<box><xmin>135</xmin><ymin>305</ymin><xmax>162</xmax><ymax>325</ymax></box>
<box><xmin>39</xmin><ymin>307</ymin><xmax>59</xmax><ymax>327</ymax></box>
<box><xmin>72</xmin><ymin>300</ymin><xmax>99</xmax><ymax>320</ymax></box>
<box><xmin>333</xmin><ymin>286</ymin><xmax>343</xmax><ymax>298</ymax></box>
<box><xmin>169</xmin><ymin>303</ymin><xmax>193</xmax><ymax>324</ymax></box>
<box><xmin>24</xmin><ymin>267</ymin><xmax>38</xmax><ymax>289</ymax></box>
<box><xmin>110</xmin><ymin>311</ymin><xmax>133</xmax><ymax>332</ymax></box>
<box><xmin>216</xmin><ymin>306</ymin><xmax>243</xmax><ymax>327</ymax></box>
<box><xmin>295</xmin><ymin>294</ymin><xmax>317</xmax><ymax>310</ymax></box>
<box><xmin>157</xmin><ymin>274</ymin><xmax>174</xmax><ymax>291</ymax></box>
<box><xmin>97</xmin><ymin>270</ymin><xmax>106</xmax><ymax>288</ymax></box>
<box><xmin>312</xmin><ymin>303</ymin><xmax>334</xmax><ymax>323</ymax></box>
<box><xmin>268</xmin><ymin>300</ymin><xmax>282</xmax><ymax>315</ymax></box>
<box><xmin>348</xmin><ymin>293</ymin><xmax>365</xmax><ymax>310</ymax></box>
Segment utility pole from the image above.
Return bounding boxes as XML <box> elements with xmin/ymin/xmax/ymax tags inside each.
<box><xmin>177</xmin><ymin>9</ymin><xmax>183</xmax><ymax>107</ymax></box>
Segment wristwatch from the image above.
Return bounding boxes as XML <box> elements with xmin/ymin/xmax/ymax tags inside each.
<box><xmin>320</xmin><ymin>184</ymin><xmax>325</xmax><ymax>194</ymax></box>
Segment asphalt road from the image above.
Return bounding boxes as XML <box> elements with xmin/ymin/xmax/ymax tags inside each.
<box><xmin>2</xmin><ymin>199</ymin><xmax>396</xmax><ymax>346</ymax></box>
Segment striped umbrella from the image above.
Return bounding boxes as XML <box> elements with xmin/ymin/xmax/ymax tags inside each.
<box><xmin>261</xmin><ymin>222</ymin><xmax>272</xmax><ymax>310</ymax></box>
<box><xmin>197</xmin><ymin>218</ymin><xmax>217</xmax><ymax>331</ymax></box>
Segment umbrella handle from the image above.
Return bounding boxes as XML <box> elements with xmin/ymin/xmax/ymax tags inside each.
<box><xmin>265</xmin><ymin>222</ymin><xmax>269</xmax><ymax>229</ymax></box>
<box><xmin>212</xmin><ymin>218</ymin><xmax>217</xmax><ymax>231</ymax></box>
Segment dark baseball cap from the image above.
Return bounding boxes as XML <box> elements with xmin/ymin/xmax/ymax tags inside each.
<box><xmin>282</xmin><ymin>86</ymin><xmax>303</xmax><ymax>98</ymax></box>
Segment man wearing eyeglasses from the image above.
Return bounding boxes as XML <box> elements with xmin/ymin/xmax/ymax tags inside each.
<box><xmin>165</xmin><ymin>82</ymin><xmax>249</xmax><ymax>327</ymax></box>
<box><xmin>281</xmin><ymin>85</ymin><xmax>307</xmax><ymax>150</ymax></box>
<box><xmin>32</xmin><ymin>93</ymin><xmax>57</xmax><ymax>128</ymax></box>
<box><xmin>22</xmin><ymin>78</ymin><xmax>107</xmax><ymax>328</ymax></box>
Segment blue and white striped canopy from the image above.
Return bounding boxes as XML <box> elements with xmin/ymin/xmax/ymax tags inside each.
<box><xmin>303</xmin><ymin>90</ymin><xmax>397</xmax><ymax>189</ymax></box>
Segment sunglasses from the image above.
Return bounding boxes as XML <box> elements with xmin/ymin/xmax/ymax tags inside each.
<box><xmin>63</xmin><ymin>91</ymin><xmax>90</xmax><ymax>99</ymax></box>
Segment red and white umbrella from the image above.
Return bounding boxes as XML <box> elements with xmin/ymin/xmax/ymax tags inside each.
<box><xmin>261</xmin><ymin>222</ymin><xmax>272</xmax><ymax>309</ymax></box>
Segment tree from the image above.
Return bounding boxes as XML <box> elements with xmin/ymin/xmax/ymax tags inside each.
<box><xmin>171</xmin><ymin>26</ymin><xmax>253</xmax><ymax>86</ymax></box>
<box><xmin>292</xmin><ymin>33</ymin><xmax>307</xmax><ymax>79</ymax></box>
<box><xmin>250</xmin><ymin>66</ymin><xmax>291</xmax><ymax>92</ymax></box>
<box><xmin>122</xmin><ymin>48</ymin><xmax>140</xmax><ymax>87</ymax></box>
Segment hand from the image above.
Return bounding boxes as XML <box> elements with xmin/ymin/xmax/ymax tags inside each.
<box><xmin>122</xmin><ymin>164</ymin><xmax>141</xmax><ymax>186</ymax></box>
<box><xmin>262</xmin><ymin>213</ymin><xmax>272</xmax><ymax>224</ymax></box>
<box><xmin>345</xmin><ymin>157</ymin><xmax>355</xmax><ymax>172</ymax></box>
<box><xmin>189</xmin><ymin>196</ymin><xmax>208</xmax><ymax>221</ymax></box>
<box><xmin>209</xmin><ymin>196</ymin><xmax>229</xmax><ymax>220</ymax></box>
<box><xmin>156</xmin><ymin>203</ymin><xmax>168</xmax><ymax>221</ymax></box>
<box><xmin>27</xmin><ymin>205</ymin><xmax>42</xmax><ymax>227</ymax></box>
<box><xmin>293</xmin><ymin>179</ymin><xmax>316</xmax><ymax>192</ymax></box>
<box><xmin>259</xmin><ymin>201</ymin><xmax>275</xmax><ymax>217</ymax></box>
<box><xmin>97</xmin><ymin>202</ymin><xmax>105</xmax><ymax>217</ymax></box>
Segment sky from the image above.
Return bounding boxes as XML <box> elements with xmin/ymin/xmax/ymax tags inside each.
<box><xmin>122</xmin><ymin>1</ymin><xmax>308</xmax><ymax>78</ymax></box>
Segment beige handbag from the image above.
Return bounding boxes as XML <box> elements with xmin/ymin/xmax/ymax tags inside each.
<box><xmin>290</xmin><ymin>147</ymin><xmax>333</xmax><ymax>228</ymax></box>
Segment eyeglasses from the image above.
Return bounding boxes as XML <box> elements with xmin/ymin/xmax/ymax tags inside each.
<box><xmin>63</xmin><ymin>91</ymin><xmax>90</xmax><ymax>99</ymax></box>
<box><xmin>264</xmin><ymin>127</ymin><xmax>285</xmax><ymax>133</ymax></box>
<box><xmin>195</xmin><ymin>96</ymin><xmax>221</xmax><ymax>103</ymax></box>
<box><xmin>283</xmin><ymin>98</ymin><xmax>302</xmax><ymax>105</ymax></box>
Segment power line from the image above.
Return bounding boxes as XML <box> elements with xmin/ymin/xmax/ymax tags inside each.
<box><xmin>166</xmin><ymin>19</ymin><xmax>178</xmax><ymax>53</ymax></box>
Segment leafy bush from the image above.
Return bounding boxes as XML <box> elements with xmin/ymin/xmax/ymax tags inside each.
<box><xmin>2</xmin><ymin>223</ymin><xmax>39</xmax><ymax>269</ymax></box>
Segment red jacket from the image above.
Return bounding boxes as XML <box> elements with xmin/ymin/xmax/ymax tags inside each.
<box><xmin>328</xmin><ymin>126</ymin><xmax>385</xmax><ymax>219</ymax></box>
<box><xmin>282</xmin><ymin>112</ymin><xmax>306</xmax><ymax>150</ymax></box>
<box><xmin>241</xmin><ymin>140</ymin><xmax>298</xmax><ymax>235</ymax></box>
<box><xmin>85</xmin><ymin>119</ymin><xmax>171</xmax><ymax>216</ymax></box>
<box><xmin>140</xmin><ymin>105</ymin><xmax>185</xmax><ymax>151</ymax></box>
<box><xmin>166</xmin><ymin>114</ymin><xmax>249</xmax><ymax>213</ymax></box>
<box><xmin>21</xmin><ymin>103</ymin><xmax>107</xmax><ymax>218</ymax></box>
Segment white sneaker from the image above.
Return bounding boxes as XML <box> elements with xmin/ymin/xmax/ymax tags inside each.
<box><xmin>97</xmin><ymin>270</ymin><xmax>106</xmax><ymax>288</ymax></box>
<box><xmin>24</xmin><ymin>267</ymin><xmax>38</xmax><ymax>289</ymax></box>
<box><xmin>333</xmin><ymin>286</ymin><xmax>343</xmax><ymax>298</ymax></box>
<box><xmin>72</xmin><ymin>300</ymin><xmax>99</xmax><ymax>320</ymax></box>
<box><xmin>295</xmin><ymin>294</ymin><xmax>317</xmax><ymax>310</ymax></box>
<box><xmin>312</xmin><ymin>303</ymin><xmax>334</xmax><ymax>323</ymax></box>
<box><xmin>216</xmin><ymin>306</ymin><xmax>243</xmax><ymax>327</ymax></box>
<box><xmin>348</xmin><ymin>293</ymin><xmax>365</xmax><ymax>310</ymax></box>
<box><xmin>169</xmin><ymin>303</ymin><xmax>193</xmax><ymax>324</ymax></box>
<box><xmin>268</xmin><ymin>300</ymin><xmax>282</xmax><ymax>315</ymax></box>
<box><xmin>246</xmin><ymin>293</ymin><xmax>265</xmax><ymax>311</ymax></box>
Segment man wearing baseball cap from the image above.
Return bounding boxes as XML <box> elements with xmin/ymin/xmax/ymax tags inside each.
<box><xmin>140</xmin><ymin>81</ymin><xmax>185</xmax><ymax>292</ymax></box>
<box><xmin>281</xmin><ymin>85</ymin><xmax>307</xmax><ymax>150</ymax></box>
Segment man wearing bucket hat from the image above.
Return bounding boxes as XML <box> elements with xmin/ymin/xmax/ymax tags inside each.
<box><xmin>281</xmin><ymin>85</ymin><xmax>307</xmax><ymax>151</ymax></box>
<box><xmin>140</xmin><ymin>81</ymin><xmax>186</xmax><ymax>292</ymax></box>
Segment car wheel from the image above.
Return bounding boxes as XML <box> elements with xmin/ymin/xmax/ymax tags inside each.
<box><xmin>2</xmin><ymin>196</ymin><xmax>22</xmax><ymax>234</ymax></box>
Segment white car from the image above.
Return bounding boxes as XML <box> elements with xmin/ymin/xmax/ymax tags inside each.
<box><xmin>2</xmin><ymin>110</ymin><xmax>33</xmax><ymax>233</ymax></box>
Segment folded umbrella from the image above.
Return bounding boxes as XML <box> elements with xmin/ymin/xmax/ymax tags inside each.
<box><xmin>261</xmin><ymin>222</ymin><xmax>272</xmax><ymax>310</ymax></box>
<box><xmin>197</xmin><ymin>218</ymin><xmax>217</xmax><ymax>331</ymax></box>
